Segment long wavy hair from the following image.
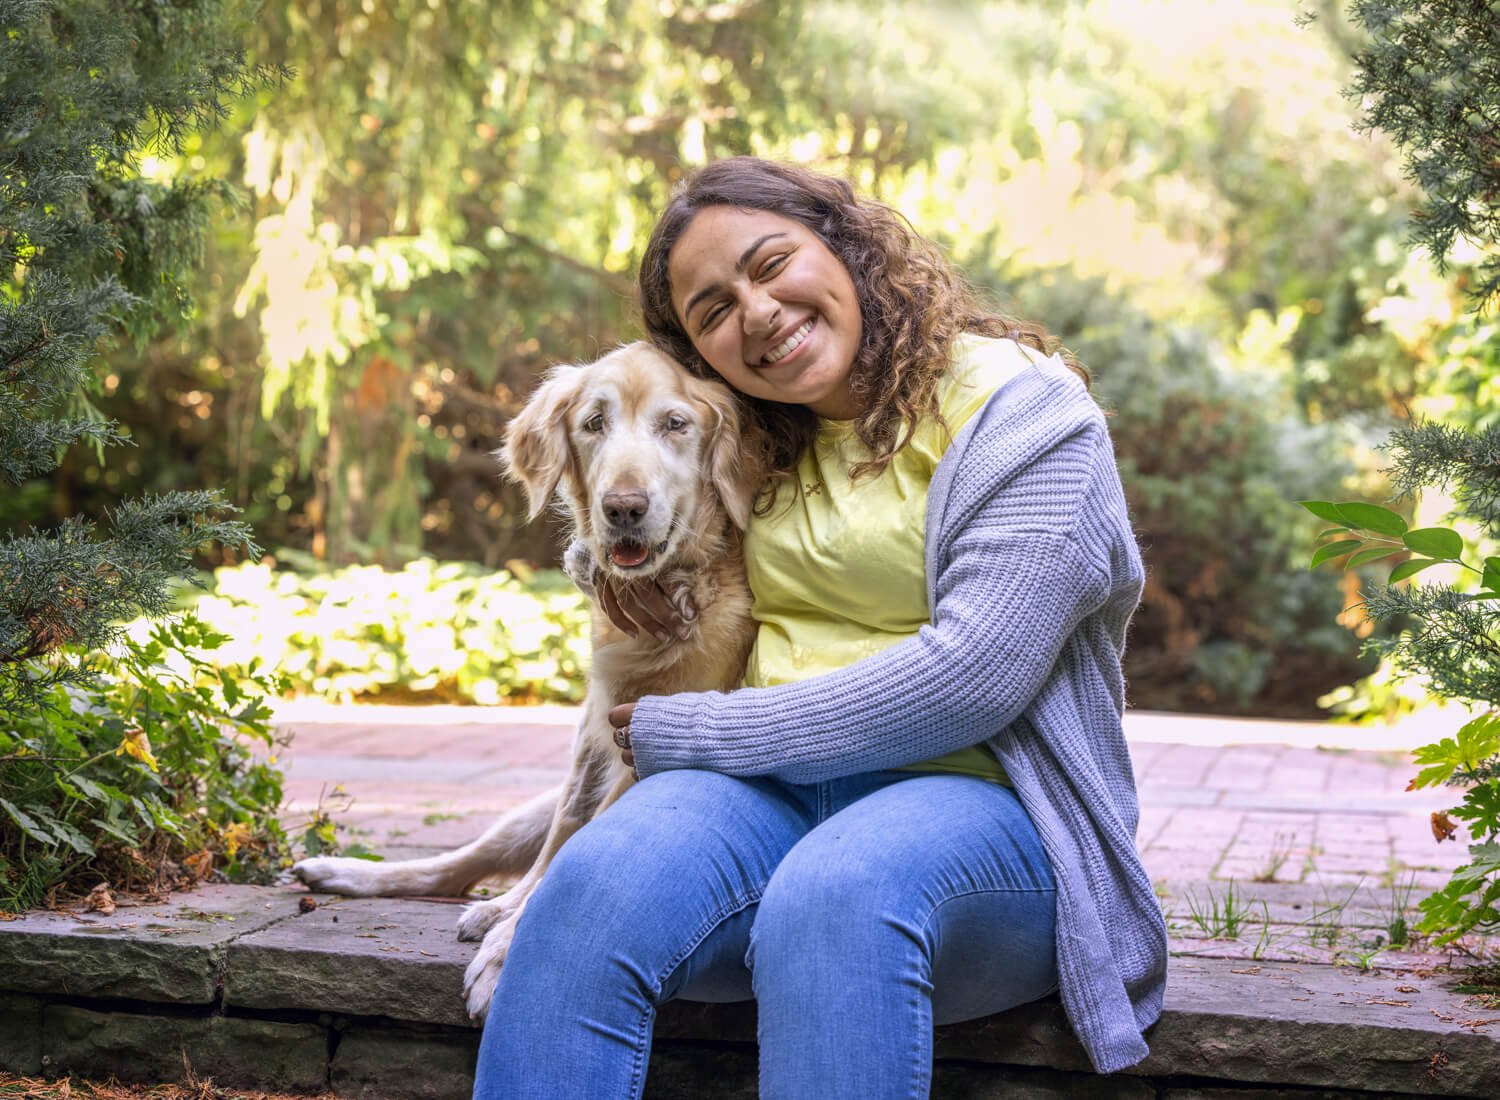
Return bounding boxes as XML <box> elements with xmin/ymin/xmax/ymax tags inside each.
<box><xmin>639</xmin><ymin>157</ymin><xmax>1085</xmax><ymax>505</ymax></box>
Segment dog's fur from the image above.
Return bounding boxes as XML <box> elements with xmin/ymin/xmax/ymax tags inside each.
<box><xmin>292</xmin><ymin>343</ymin><xmax>757</xmax><ymax>1018</ymax></box>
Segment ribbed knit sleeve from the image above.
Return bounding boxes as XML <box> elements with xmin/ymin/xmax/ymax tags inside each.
<box><xmin>627</xmin><ymin>415</ymin><xmax>1116</xmax><ymax>784</ymax></box>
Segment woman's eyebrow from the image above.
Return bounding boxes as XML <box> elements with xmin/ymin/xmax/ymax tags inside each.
<box><xmin>682</xmin><ymin>233</ymin><xmax>789</xmax><ymax>319</ymax></box>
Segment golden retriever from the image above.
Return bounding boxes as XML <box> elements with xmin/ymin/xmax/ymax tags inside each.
<box><xmin>292</xmin><ymin>342</ymin><xmax>757</xmax><ymax>1018</ymax></box>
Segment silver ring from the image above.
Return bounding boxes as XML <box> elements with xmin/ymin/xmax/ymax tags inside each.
<box><xmin>613</xmin><ymin>723</ymin><xmax>631</xmax><ymax>750</ymax></box>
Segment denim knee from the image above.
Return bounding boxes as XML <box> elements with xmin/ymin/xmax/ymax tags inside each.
<box><xmin>749</xmin><ymin>843</ymin><xmax>914</xmax><ymax>978</ymax></box>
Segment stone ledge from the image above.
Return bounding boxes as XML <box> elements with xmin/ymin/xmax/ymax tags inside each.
<box><xmin>0</xmin><ymin>884</ymin><xmax>1495</xmax><ymax>1098</ymax></box>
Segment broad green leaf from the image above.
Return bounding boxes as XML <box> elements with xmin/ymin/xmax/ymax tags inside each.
<box><xmin>1310</xmin><ymin>539</ymin><xmax>1362</xmax><ymax>568</ymax></box>
<box><xmin>1402</xmin><ymin>527</ymin><xmax>1463</xmax><ymax>560</ymax></box>
<box><xmin>1389</xmin><ymin>558</ymin><xmax>1439</xmax><ymax>583</ymax></box>
<box><xmin>1410</xmin><ymin>713</ymin><xmax>1500</xmax><ymax>788</ymax></box>
<box><xmin>1346</xmin><ymin>546</ymin><xmax>1404</xmax><ymax>568</ymax></box>
<box><xmin>1483</xmin><ymin>557</ymin><xmax>1500</xmax><ymax>593</ymax></box>
<box><xmin>1316</xmin><ymin>527</ymin><xmax>1350</xmax><ymax>540</ymax></box>
<box><xmin>1</xmin><ymin>798</ymin><xmax>57</xmax><ymax>846</ymax></box>
<box><xmin>46</xmin><ymin>819</ymin><xmax>96</xmax><ymax>857</ymax></box>
<box><xmin>1298</xmin><ymin>500</ymin><xmax>1347</xmax><ymax>523</ymax></box>
<box><xmin>1336</xmin><ymin>502</ymin><xmax>1408</xmax><ymax>537</ymax></box>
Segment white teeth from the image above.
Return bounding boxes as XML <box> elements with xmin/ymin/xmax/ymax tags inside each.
<box><xmin>764</xmin><ymin>320</ymin><xmax>813</xmax><ymax>364</ymax></box>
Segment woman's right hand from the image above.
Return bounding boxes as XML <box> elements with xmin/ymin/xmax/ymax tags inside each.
<box><xmin>596</xmin><ymin>574</ymin><xmax>697</xmax><ymax>643</ymax></box>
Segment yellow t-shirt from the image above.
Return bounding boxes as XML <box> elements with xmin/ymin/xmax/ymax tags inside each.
<box><xmin>743</xmin><ymin>334</ymin><xmax>1033</xmax><ymax>782</ymax></box>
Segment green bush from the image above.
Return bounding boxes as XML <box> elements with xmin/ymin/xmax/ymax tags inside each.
<box><xmin>0</xmin><ymin>615</ymin><xmax>292</xmax><ymax>912</ymax></box>
<box><xmin>185</xmin><ymin>556</ymin><xmax>592</xmax><ymax>705</ymax></box>
<box><xmin>1301</xmin><ymin>420</ymin><xmax>1500</xmax><ymax>947</ymax></box>
<box><xmin>981</xmin><ymin>266</ymin><xmax>1372</xmax><ymax>714</ymax></box>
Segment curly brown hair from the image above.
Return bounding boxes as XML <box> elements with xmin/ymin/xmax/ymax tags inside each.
<box><xmin>638</xmin><ymin>157</ymin><xmax>1085</xmax><ymax>503</ymax></box>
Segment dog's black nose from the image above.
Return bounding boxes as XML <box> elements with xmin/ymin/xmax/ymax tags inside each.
<box><xmin>602</xmin><ymin>489</ymin><xmax>649</xmax><ymax>527</ymax></box>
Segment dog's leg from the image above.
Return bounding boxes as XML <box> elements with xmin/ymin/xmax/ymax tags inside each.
<box><xmin>292</xmin><ymin>787</ymin><xmax>556</xmax><ymax>897</ymax></box>
<box><xmin>453</xmin><ymin>747</ymin><xmax>615</xmax><ymax>941</ymax></box>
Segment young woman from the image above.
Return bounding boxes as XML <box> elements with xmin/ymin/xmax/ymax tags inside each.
<box><xmin>472</xmin><ymin>157</ymin><xmax>1166</xmax><ymax>1099</ymax></box>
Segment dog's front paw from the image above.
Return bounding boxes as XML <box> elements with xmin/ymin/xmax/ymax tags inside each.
<box><xmin>463</xmin><ymin>918</ymin><xmax>517</xmax><ymax>1021</ymax></box>
<box><xmin>291</xmin><ymin>856</ymin><xmax>381</xmax><ymax>897</ymax></box>
<box><xmin>456</xmin><ymin>895</ymin><xmax>513</xmax><ymax>942</ymax></box>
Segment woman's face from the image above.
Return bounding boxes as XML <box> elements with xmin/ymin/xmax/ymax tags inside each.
<box><xmin>667</xmin><ymin>206</ymin><xmax>863</xmax><ymax>419</ymax></box>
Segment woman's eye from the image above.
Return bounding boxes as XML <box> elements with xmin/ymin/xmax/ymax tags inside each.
<box><xmin>700</xmin><ymin>304</ymin><xmax>726</xmax><ymax>330</ymax></box>
<box><xmin>583</xmin><ymin>413</ymin><xmax>605</xmax><ymax>433</ymax></box>
<box><xmin>760</xmin><ymin>254</ymin><xmax>788</xmax><ymax>278</ymax></box>
<box><xmin>665</xmin><ymin>414</ymin><xmax>689</xmax><ymax>432</ymax></box>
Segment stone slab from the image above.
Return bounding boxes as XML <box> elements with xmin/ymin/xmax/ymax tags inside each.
<box><xmin>330</xmin><ymin>1024</ymin><xmax>479</xmax><ymax>1099</ymax></box>
<box><xmin>0</xmin><ymin>884</ymin><xmax>305</xmax><ymax>1003</ymax></box>
<box><xmin>1135</xmin><ymin>957</ymin><xmax>1500</xmax><ymax>1096</ymax></box>
<box><xmin>0</xmin><ymin>992</ymin><xmax>43</xmax><ymax>1074</ymax></box>
<box><xmin>224</xmin><ymin>895</ymin><xmax>478</xmax><ymax>1028</ymax></box>
<box><xmin>41</xmin><ymin>1003</ymin><xmax>327</xmax><ymax>1091</ymax></box>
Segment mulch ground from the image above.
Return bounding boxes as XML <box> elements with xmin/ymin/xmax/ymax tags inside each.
<box><xmin>0</xmin><ymin>1075</ymin><xmax>333</xmax><ymax>1100</ymax></box>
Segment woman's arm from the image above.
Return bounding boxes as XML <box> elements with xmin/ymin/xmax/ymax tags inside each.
<box><xmin>627</xmin><ymin>420</ymin><xmax>1125</xmax><ymax>783</ymax></box>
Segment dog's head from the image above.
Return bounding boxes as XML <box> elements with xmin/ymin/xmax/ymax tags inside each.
<box><xmin>499</xmin><ymin>342</ymin><xmax>753</xmax><ymax>579</ymax></box>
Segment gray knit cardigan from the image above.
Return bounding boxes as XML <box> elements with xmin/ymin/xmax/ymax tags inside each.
<box><xmin>629</xmin><ymin>352</ymin><xmax>1168</xmax><ymax>1073</ymax></box>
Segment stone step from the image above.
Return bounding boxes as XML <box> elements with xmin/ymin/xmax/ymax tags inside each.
<box><xmin>0</xmin><ymin>884</ymin><xmax>1495</xmax><ymax>1098</ymax></box>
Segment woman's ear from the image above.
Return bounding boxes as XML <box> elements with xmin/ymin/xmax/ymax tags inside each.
<box><xmin>693</xmin><ymin>378</ymin><xmax>754</xmax><ymax>530</ymax></box>
<box><xmin>499</xmin><ymin>364</ymin><xmax>583</xmax><ymax>521</ymax></box>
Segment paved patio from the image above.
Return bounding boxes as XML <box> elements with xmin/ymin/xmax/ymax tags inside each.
<box><xmin>271</xmin><ymin>701</ymin><xmax>1475</xmax><ymax>900</ymax></box>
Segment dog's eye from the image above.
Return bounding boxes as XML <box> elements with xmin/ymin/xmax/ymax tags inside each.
<box><xmin>665</xmin><ymin>414</ymin><xmax>689</xmax><ymax>432</ymax></box>
<box><xmin>583</xmin><ymin>413</ymin><xmax>605</xmax><ymax>433</ymax></box>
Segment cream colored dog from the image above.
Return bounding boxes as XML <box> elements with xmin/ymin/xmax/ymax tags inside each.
<box><xmin>293</xmin><ymin>342</ymin><xmax>757</xmax><ymax>1019</ymax></box>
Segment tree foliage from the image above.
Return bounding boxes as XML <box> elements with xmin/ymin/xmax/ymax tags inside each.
<box><xmin>1346</xmin><ymin>0</ymin><xmax>1500</xmax><ymax>311</ymax></box>
<box><xmin>0</xmin><ymin>0</ymin><xmax>279</xmax><ymax>709</ymax></box>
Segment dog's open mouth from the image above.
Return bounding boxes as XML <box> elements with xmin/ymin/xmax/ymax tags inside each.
<box><xmin>607</xmin><ymin>537</ymin><xmax>668</xmax><ymax>570</ymax></box>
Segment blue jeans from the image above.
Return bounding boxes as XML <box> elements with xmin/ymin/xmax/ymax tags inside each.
<box><xmin>472</xmin><ymin>768</ymin><xmax>1058</xmax><ymax>1099</ymax></box>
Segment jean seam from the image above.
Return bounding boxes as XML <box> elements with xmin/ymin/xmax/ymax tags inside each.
<box><xmin>624</xmin><ymin>888</ymin><xmax>764</xmax><ymax>1098</ymax></box>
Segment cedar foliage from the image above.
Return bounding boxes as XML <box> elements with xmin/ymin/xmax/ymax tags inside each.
<box><xmin>1346</xmin><ymin>0</ymin><xmax>1500</xmax><ymax>310</ymax></box>
<box><xmin>0</xmin><ymin>0</ymin><xmax>282</xmax><ymax>708</ymax></box>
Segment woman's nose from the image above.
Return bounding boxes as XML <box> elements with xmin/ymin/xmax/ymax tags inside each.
<box><xmin>743</xmin><ymin>291</ymin><xmax>781</xmax><ymax>336</ymax></box>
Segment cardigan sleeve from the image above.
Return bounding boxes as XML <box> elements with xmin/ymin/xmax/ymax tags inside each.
<box><xmin>626</xmin><ymin>421</ymin><xmax>1120</xmax><ymax>784</ymax></box>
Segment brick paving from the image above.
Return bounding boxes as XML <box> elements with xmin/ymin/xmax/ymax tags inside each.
<box><xmin>273</xmin><ymin>701</ymin><xmax>1474</xmax><ymax>896</ymax></box>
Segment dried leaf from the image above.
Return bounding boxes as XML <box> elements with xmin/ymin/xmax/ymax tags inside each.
<box><xmin>1431</xmin><ymin>811</ymin><xmax>1459</xmax><ymax>843</ymax></box>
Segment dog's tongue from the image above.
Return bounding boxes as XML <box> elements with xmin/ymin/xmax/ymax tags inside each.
<box><xmin>609</xmin><ymin>539</ymin><xmax>650</xmax><ymax>568</ymax></box>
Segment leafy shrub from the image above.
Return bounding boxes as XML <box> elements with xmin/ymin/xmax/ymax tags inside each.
<box><xmin>981</xmin><ymin>266</ymin><xmax>1370</xmax><ymax>713</ymax></box>
<box><xmin>1301</xmin><ymin>419</ymin><xmax>1500</xmax><ymax>946</ymax></box>
<box><xmin>0</xmin><ymin>616</ymin><xmax>292</xmax><ymax>912</ymax></box>
<box><xmin>183</xmin><ymin>557</ymin><xmax>592</xmax><ymax>705</ymax></box>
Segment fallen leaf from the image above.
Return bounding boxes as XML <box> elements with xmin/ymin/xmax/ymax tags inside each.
<box><xmin>1366</xmin><ymin>998</ymin><xmax>1411</xmax><ymax>1006</ymax></box>
<box><xmin>1231</xmin><ymin>966</ymin><xmax>1262</xmax><ymax>975</ymax></box>
<box><xmin>1396</xmin><ymin>984</ymin><xmax>1419</xmax><ymax>993</ymax></box>
<box><xmin>85</xmin><ymin>883</ymin><xmax>115</xmax><ymax>916</ymax></box>
<box><xmin>1458</xmin><ymin>1018</ymin><xmax>1500</xmax><ymax>1030</ymax></box>
<box><xmin>1431</xmin><ymin>811</ymin><xmax>1458</xmax><ymax>843</ymax></box>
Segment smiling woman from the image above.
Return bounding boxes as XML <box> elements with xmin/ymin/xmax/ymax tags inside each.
<box><xmin>474</xmin><ymin>157</ymin><xmax>1165</xmax><ymax>1100</ymax></box>
<box><xmin>667</xmin><ymin>207</ymin><xmax>865</xmax><ymax>418</ymax></box>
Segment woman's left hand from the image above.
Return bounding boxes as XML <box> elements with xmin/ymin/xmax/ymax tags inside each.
<box><xmin>609</xmin><ymin>702</ymin><xmax>637</xmax><ymax>774</ymax></box>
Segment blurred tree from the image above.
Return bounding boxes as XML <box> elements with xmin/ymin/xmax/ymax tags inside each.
<box><xmin>0</xmin><ymin>0</ymin><xmax>273</xmax><ymax>708</ymax></box>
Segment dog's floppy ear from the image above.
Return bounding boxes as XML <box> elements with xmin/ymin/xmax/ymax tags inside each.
<box><xmin>691</xmin><ymin>376</ymin><xmax>754</xmax><ymax>531</ymax></box>
<box><xmin>499</xmin><ymin>364</ymin><xmax>583</xmax><ymax>521</ymax></box>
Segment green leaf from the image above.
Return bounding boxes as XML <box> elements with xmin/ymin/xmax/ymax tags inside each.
<box><xmin>1483</xmin><ymin>557</ymin><xmax>1500</xmax><ymax>593</ymax></box>
<box><xmin>46</xmin><ymin>819</ymin><xmax>96</xmax><ymax>857</ymax></box>
<box><xmin>1316</xmin><ymin>527</ymin><xmax>1350</xmax><ymax>540</ymax></box>
<box><xmin>1389</xmin><ymin>558</ymin><xmax>1439</xmax><ymax>583</ymax></box>
<box><xmin>1336</xmin><ymin>502</ymin><xmax>1408</xmax><ymax>537</ymax></box>
<box><xmin>1</xmin><ymin>798</ymin><xmax>57</xmax><ymax>846</ymax></box>
<box><xmin>1402</xmin><ymin>527</ymin><xmax>1464</xmax><ymax>560</ymax></box>
<box><xmin>1298</xmin><ymin>500</ymin><xmax>1347</xmax><ymax>523</ymax></box>
<box><xmin>1410</xmin><ymin>713</ymin><xmax>1500</xmax><ymax>789</ymax></box>
<box><xmin>1310</xmin><ymin>539</ymin><xmax>1362</xmax><ymax>568</ymax></box>
<box><xmin>1346</xmin><ymin>546</ymin><xmax>1404</xmax><ymax>568</ymax></box>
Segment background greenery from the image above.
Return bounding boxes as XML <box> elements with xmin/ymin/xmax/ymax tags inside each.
<box><xmin>6</xmin><ymin>0</ymin><xmax>1494</xmax><ymax>718</ymax></box>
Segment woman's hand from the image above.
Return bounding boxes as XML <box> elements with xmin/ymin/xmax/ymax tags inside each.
<box><xmin>596</xmin><ymin>575</ymin><xmax>697</xmax><ymax>643</ymax></box>
<box><xmin>609</xmin><ymin>701</ymin><xmax>637</xmax><ymax>774</ymax></box>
